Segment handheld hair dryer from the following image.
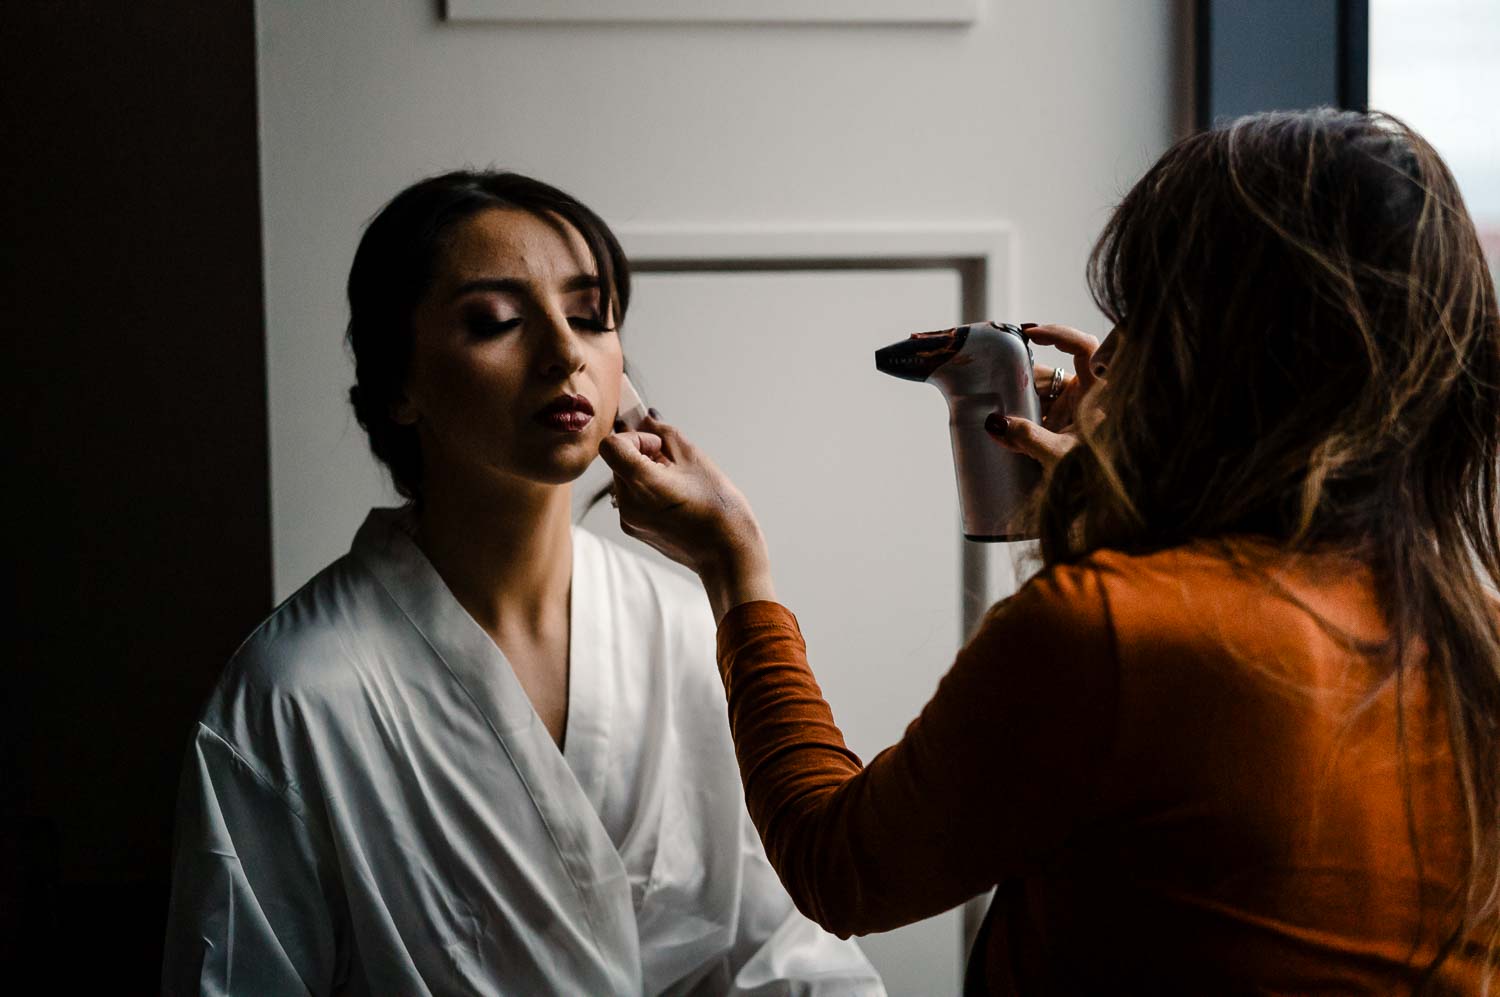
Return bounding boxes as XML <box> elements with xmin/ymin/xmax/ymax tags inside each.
<box><xmin>875</xmin><ymin>322</ymin><xmax>1042</xmax><ymax>541</ymax></box>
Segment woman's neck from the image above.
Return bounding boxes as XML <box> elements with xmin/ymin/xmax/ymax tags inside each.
<box><xmin>413</xmin><ymin>470</ymin><xmax>574</xmax><ymax>636</ymax></box>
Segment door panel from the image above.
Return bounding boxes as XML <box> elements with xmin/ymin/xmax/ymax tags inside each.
<box><xmin>579</xmin><ymin>267</ymin><xmax>964</xmax><ymax>995</ymax></box>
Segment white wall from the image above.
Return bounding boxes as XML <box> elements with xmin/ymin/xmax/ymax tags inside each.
<box><xmin>258</xmin><ymin>0</ymin><xmax>1176</xmax><ymax>594</ymax></box>
<box><xmin>255</xmin><ymin>1</ymin><xmax>1177</xmax><ymax>991</ymax></box>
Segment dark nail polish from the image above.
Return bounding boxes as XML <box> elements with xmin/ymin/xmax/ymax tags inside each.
<box><xmin>647</xmin><ymin>407</ymin><xmax>661</xmax><ymax>419</ymax></box>
<box><xmin>613</xmin><ymin>419</ymin><xmax>626</xmax><ymax>432</ymax></box>
<box><xmin>1020</xmin><ymin>322</ymin><xmax>1038</xmax><ymax>330</ymax></box>
<box><xmin>984</xmin><ymin>412</ymin><xmax>1007</xmax><ymax>437</ymax></box>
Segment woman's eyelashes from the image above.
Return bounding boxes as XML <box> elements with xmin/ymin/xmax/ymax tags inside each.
<box><xmin>462</xmin><ymin>311</ymin><xmax>612</xmax><ymax>338</ymax></box>
<box><xmin>465</xmin><ymin>315</ymin><xmax>522</xmax><ymax>339</ymax></box>
<box><xmin>568</xmin><ymin>314</ymin><xmax>613</xmax><ymax>333</ymax></box>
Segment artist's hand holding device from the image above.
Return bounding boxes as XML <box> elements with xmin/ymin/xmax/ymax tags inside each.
<box><xmin>599</xmin><ymin>321</ymin><xmax>1109</xmax><ymax>619</ymax></box>
<box><xmin>873</xmin><ymin>321</ymin><xmax>1105</xmax><ymax>539</ymax></box>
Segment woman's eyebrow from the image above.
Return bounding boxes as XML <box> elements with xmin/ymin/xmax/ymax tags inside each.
<box><xmin>450</xmin><ymin>277</ymin><xmax>525</xmax><ymax>301</ymax></box>
<box><xmin>560</xmin><ymin>274</ymin><xmax>601</xmax><ymax>293</ymax></box>
<box><xmin>449</xmin><ymin>274</ymin><xmax>600</xmax><ymax>301</ymax></box>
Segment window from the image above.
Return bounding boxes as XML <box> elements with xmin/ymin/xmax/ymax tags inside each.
<box><xmin>1370</xmin><ymin>0</ymin><xmax>1500</xmax><ymax>285</ymax></box>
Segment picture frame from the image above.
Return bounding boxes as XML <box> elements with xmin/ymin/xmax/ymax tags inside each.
<box><xmin>444</xmin><ymin>0</ymin><xmax>979</xmax><ymax>27</ymax></box>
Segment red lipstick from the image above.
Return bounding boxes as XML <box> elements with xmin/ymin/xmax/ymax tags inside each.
<box><xmin>534</xmin><ymin>393</ymin><xmax>594</xmax><ymax>433</ymax></box>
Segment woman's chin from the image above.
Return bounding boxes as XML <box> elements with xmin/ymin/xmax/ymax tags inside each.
<box><xmin>515</xmin><ymin>440</ymin><xmax>600</xmax><ymax>486</ymax></box>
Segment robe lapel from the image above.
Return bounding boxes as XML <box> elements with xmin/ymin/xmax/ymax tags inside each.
<box><xmin>350</xmin><ymin>509</ymin><xmax>639</xmax><ymax>984</ymax></box>
<box><xmin>563</xmin><ymin>529</ymin><xmax>614</xmax><ymax>814</ymax></box>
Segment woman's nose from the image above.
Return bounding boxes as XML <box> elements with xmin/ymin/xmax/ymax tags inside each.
<box><xmin>538</xmin><ymin>312</ymin><xmax>586</xmax><ymax>378</ymax></box>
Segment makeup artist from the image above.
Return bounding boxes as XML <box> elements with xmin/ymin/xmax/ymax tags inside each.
<box><xmin>600</xmin><ymin>109</ymin><xmax>1500</xmax><ymax>993</ymax></box>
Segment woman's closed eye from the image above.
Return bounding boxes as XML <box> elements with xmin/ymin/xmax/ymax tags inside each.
<box><xmin>462</xmin><ymin>311</ymin><xmax>612</xmax><ymax>338</ymax></box>
<box><xmin>465</xmin><ymin>315</ymin><xmax>522</xmax><ymax>339</ymax></box>
<box><xmin>568</xmin><ymin>314</ymin><xmax>613</xmax><ymax>333</ymax></box>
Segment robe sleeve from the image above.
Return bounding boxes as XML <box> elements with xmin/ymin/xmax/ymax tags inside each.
<box><xmin>161</xmin><ymin>723</ymin><xmax>343</xmax><ymax>997</ymax></box>
<box><xmin>720</xmin><ymin>803</ymin><xmax>887</xmax><ymax>995</ymax></box>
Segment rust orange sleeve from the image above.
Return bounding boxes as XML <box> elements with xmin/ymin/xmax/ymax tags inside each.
<box><xmin>714</xmin><ymin>568</ymin><xmax>1119</xmax><ymax>937</ymax></box>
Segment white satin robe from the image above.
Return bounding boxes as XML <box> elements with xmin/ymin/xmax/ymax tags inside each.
<box><xmin>162</xmin><ymin>508</ymin><xmax>881</xmax><ymax>996</ymax></box>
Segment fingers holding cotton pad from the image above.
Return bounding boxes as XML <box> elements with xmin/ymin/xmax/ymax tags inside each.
<box><xmin>615</xmin><ymin>373</ymin><xmax>649</xmax><ymax>431</ymax></box>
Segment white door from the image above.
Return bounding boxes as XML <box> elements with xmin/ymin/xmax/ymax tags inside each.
<box><xmin>580</xmin><ymin>259</ymin><xmax>970</xmax><ymax>995</ymax></box>
<box><xmin>256</xmin><ymin>1</ymin><xmax>1175</xmax><ymax>990</ymax></box>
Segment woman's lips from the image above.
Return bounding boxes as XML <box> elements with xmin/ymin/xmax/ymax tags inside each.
<box><xmin>535</xmin><ymin>410</ymin><xmax>593</xmax><ymax>432</ymax></box>
<box><xmin>533</xmin><ymin>394</ymin><xmax>594</xmax><ymax>433</ymax></box>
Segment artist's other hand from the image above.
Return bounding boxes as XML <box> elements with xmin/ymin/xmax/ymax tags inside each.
<box><xmin>988</xmin><ymin>324</ymin><xmax>1111</xmax><ymax>470</ymax></box>
<box><xmin>598</xmin><ymin>417</ymin><xmax>776</xmax><ymax>622</ymax></box>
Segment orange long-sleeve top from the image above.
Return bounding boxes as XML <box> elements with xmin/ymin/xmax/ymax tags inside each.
<box><xmin>715</xmin><ymin>539</ymin><xmax>1490</xmax><ymax>994</ymax></box>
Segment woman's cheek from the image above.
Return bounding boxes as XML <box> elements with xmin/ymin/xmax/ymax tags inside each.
<box><xmin>456</xmin><ymin>348</ymin><xmax>519</xmax><ymax>405</ymax></box>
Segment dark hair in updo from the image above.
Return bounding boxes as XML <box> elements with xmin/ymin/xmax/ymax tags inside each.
<box><xmin>345</xmin><ymin>170</ymin><xmax>631</xmax><ymax>502</ymax></box>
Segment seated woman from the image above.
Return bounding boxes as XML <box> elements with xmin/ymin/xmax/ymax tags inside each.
<box><xmin>161</xmin><ymin>171</ymin><xmax>882</xmax><ymax>995</ymax></box>
<box><xmin>600</xmin><ymin>109</ymin><xmax>1500</xmax><ymax>993</ymax></box>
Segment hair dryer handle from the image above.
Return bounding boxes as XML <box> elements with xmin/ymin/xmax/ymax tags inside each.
<box><xmin>949</xmin><ymin>395</ymin><xmax>1043</xmax><ymax>541</ymax></box>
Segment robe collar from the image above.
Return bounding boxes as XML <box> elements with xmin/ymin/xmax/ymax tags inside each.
<box><xmin>350</xmin><ymin>506</ymin><xmax>537</xmax><ymax>735</ymax></box>
<box><xmin>349</xmin><ymin>507</ymin><xmax>616</xmax><ymax>812</ymax></box>
<box><xmin>348</xmin><ymin>507</ymin><xmax>638</xmax><ymax>976</ymax></box>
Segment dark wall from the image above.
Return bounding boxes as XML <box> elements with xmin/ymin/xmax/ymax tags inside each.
<box><xmin>1</xmin><ymin>1</ymin><xmax>271</xmax><ymax>985</ymax></box>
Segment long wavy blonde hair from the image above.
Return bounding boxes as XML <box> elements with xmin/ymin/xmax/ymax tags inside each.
<box><xmin>1040</xmin><ymin>109</ymin><xmax>1500</xmax><ymax>986</ymax></box>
